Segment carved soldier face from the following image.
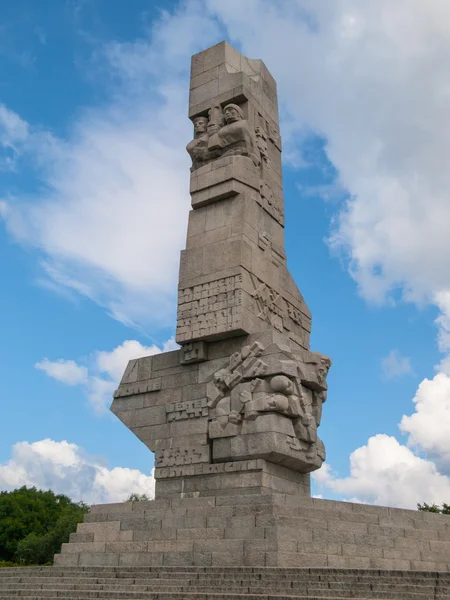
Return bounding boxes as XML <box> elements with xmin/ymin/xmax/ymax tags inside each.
<box><xmin>193</xmin><ymin>116</ymin><xmax>208</xmax><ymax>137</ymax></box>
<box><xmin>223</xmin><ymin>104</ymin><xmax>243</xmax><ymax>124</ymax></box>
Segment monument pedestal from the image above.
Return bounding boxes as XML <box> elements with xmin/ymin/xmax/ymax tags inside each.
<box><xmin>154</xmin><ymin>458</ymin><xmax>310</xmax><ymax>498</ymax></box>
<box><xmin>55</xmin><ymin>493</ymin><xmax>450</xmax><ymax>571</ymax></box>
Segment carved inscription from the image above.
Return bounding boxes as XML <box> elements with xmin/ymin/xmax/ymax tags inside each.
<box><xmin>181</xmin><ymin>341</ymin><xmax>208</xmax><ymax>364</ymax></box>
<box><xmin>250</xmin><ymin>275</ymin><xmax>309</xmax><ymax>337</ymax></box>
<box><xmin>113</xmin><ymin>378</ymin><xmax>161</xmax><ymax>399</ymax></box>
<box><xmin>155</xmin><ymin>459</ymin><xmax>264</xmax><ymax>479</ymax></box>
<box><xmin>258</xmin><ymin>180</ymin><xmax>284</xmax><ymax>226</ymax></box>
<box><xmin>257</xmin><ymin>112</ymin><xmax>281</xmax><ymax>151</ymax></box>
<box><xmin>258</xmin><ymin>232</ymin><xmax>285</xmax><ymax>268</ymax></box>
<box><xmin>155</xmin><ymin>446</ymin><xmax>210</xmax><ymax>468</ymax></box>
<box><xmin>177</xmin><ymin>275</ymin><xmax>243</xmax><ymax>342</ymax></box>
<box><xmin>166</xmin><ymin>398</ymin><xmax>208</xmax><ymax>422</ymax></box>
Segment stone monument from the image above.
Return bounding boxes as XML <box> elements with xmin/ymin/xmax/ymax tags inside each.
<box><xmin>54</xmin><ymin>43</ymin><xmax>450</xmax><ymax>571</ymax></box>
<box><xmin>111</xmin><ymin>40</ymin><xmax>331</xmax><ymax>500</ymax></box>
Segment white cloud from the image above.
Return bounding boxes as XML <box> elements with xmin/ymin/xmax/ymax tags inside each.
<box><xmin>381</xmin><ymin>349</ymin><xmax>413</xmax><ymax>380</ymax></box>
<box><xmin>35</xmin><ymin>358</ymin><xmax>88</xmax><ymax>386</ymax></box>
<box><xmin>95</xmin><ymin>338</ymin><xmax>177</xmax><ymax>382</ymax></box>
<box><xmin>0</xmin><ymin>104</ymin><xmax>29</xmax><ymax>170</ymax></box>
<box><xmin>313</xmin><ymin>434</ymin><xmax>450</xmax><ymax>509</ymax></box>
<box><xmin>0</xmin><ymin>439</ymin><xmax>154</xmax><ymax>504</ymax></box>
<box><xmin>0</xmin><ymin>2</ymin><xmax>222</xmax><ymax>330</ymax></box>
<box><xmin>400</xmin><ymin>373</ymin><xmax>450</xmax><ymax>469</ymax></box>
<box><xmin>36</xmin><ymin>338</ymin><xmax>177</xmax><ymax>414</ymax></box>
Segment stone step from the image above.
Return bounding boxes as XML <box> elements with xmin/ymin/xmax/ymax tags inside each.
<box><xmin>1</xmin><ymin>566</ymin><xmax>449</xmax><ymax>578</ymax></box>
<box><xmin>0</xmin><ymin>583</ymin><xmax>445</xmax><ymax>597</ymax></box>
<box><xmin>0</xmin><ymin>593</ymin><xmax>417</xmax><ymax>600</ymax></box>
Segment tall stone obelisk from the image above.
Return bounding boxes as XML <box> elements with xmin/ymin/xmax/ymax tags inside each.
<box><xmin>111</xmin><ymin>41</ymin><xmax>330</xmax><ymax>499</ymax></box>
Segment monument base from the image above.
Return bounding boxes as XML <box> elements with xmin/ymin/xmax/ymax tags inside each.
<box><xmin>56</xmin><ymin>492</ymin><xmax>450</xmax><ymax>570</ymax></box>
<box><xmin>154</xmin><ymin>459</ymin><xmax>310</xmax><ymax>498</ymax></box>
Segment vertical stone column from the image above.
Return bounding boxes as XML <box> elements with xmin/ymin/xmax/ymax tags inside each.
<box><xmin>111</xmin><ymin>42</ymin><xmax>331</xmax><ymax>500</ymax></box>
<box><xmin>178</xmin><ymin>41</ymin><xmax>311</xmax><ymax>351</ymax></box>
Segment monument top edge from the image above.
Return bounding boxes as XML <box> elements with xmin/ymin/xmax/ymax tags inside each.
<box><xmin>191</xmin><ymin>40</ymin><xmax>276</xmax><ymax>91</ymax></box>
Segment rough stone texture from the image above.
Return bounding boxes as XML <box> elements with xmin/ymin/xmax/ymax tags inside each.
<box><xmin>110</xmin><ymin>43</ymin><xmax>332</xmax><ymax>491</ymax></box>
<box><xmin>54</xmin><ymin>493</ymin><xmax>450</xmax><ymax>572</ymax></box>
<box><xmin>2</xmin><ymin>565</ymin><xmax>450</xmax><ymax>599</ymax></box>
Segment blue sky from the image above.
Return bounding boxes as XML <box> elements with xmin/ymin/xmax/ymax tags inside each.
<box><xmin>1</xmin><ymin>0</ymin><xmax>450</xmax><ymax>507</ymax></box>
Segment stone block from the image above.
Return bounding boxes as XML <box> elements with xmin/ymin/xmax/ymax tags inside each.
<box><xmin>177</xmin><ymin>527</ymin><xmax>224</xmax><ymax>540</ymax></box>
<box><xmin>327</xmin><ymin>555</ymin><xmax>371</xmax><ymax>568</ymax></box>
<box><xmin>225</xmin><ymin>526</ymin><xmax>264</xmax><ymax>540</ymax></box>
<box><xmin>193</xmin><ymin>539</ymin><xmax>243</xmax><ymax>553</ymax></box>
<box><xmin>410</xmin><ymin>559</ymin><xmax>449</xmax><ymax>571</ymax></box>
<box><xmin>312</xmin><ymin>529</ymin><xmax>354</xmax><ymax>545</ymax></box>
<box><xmin>53</xmin><ymin>553</ymin><xmax>79</xmax><ymax>566</ymax></box>
<box><xmin>133</xmin><ymin>528</ymin><xmax>176</xmax><ymax>541</ymax></box>
<box><xmin>89</xmin><ymin>503</ymin><xmax>132</xmax><ymax>514</ymax></box>
<box><xmin>143</xmin><ymin>387</ymin><xmax>183</xmax><ymax>408</ymax></box>
<box><xmin>104</xmin><ymin>541</ymin><xmax>148</xmax><ymax>554</ymax></box>
<box><xmin>78</xmin><ymin>552</ymin><xmax>119</xmax><ymax>566</ymax></box>
<box><xmin>269</xmin><ymin>552</ymin><xmax>328</xmax><ymax>568</ymax></box>
<box><xmin>60</xmin><ymin>542</ymin><xmax>106</xmax><ymax>554</ymax></box>
<box><xmin>190</xmin><ymin>66</ymin><xmax>218</xmax><ymax>90</ymax></box>
<box><xmin>328</xmin><ymin>520</ymin><xmax>369</xmax><ymax>535</ymax></box>
<box><xmin>118</xmin><ymin>552</ymin><xmax>164</xmax><ymax>566</ymax></box>
<box><xmin>193</xmin><ymin>552</ymin><xmax>212</xmax><ymax>566</ymax></box>
<box><xmin>116</xmin><ymin>405</ymin><xmax>167</xmax><ymax>429</ymax></box>
<box><xmin>383</xmin><ymin>545</ymin><xmax>422</xmax><ymax>560</ymax></box>
<box><xmin>211</xmin><ymin>551</ymin><xmax>244</xmax><ymax>566</ymax></box>
<box><xmin>369</xmin><ymin>557</ymin><xmax>411</xmax><ymax>569</ymax></box>
<box><xmin>342</xmin><ymin>543</ymin><xmax>383</xmax><ymax>558</ymax></box>
<box><xmin>163</xmin><ymin>551</ymin><xmax>195</xmax><ymax>566</ymax></box>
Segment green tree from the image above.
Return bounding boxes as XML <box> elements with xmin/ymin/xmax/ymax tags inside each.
<box><xmin>0</xmin><ymin>487</ymin><xmax>88</xmax><ymax>564</ymax></box>
<box><xmin>417</xmin><ymin>502</ymin><xmax>450</xmax><ymax>514</ymax></box>
<box><xmin>126</xmin><ymin>493</ymin><xmax>151</xmax><ymax>502</ymax></box>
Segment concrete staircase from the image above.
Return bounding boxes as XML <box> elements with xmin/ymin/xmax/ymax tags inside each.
<box><xmin>0</xmin><ymin>565</ymin><xmax>450</xmax><ymax>599</ymax></box>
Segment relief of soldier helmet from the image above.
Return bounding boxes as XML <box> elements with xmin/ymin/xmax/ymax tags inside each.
<box><xmin>223</xmin><ymin>103</ymin><xmax>244</xmax><ymax>123</ymax></box>
<box><xmin>193</xmin><ymin>115</ymin><xmax>208</xmax><ymax>137</ymax></box>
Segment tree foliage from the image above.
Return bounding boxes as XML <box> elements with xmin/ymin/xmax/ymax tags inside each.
<box><xmin>126</xmin><ymin>493</ymin><xmax>151</xmax><ymax>502</ymax></box>
<box><xmin>0</xmin><ymin>487</ymin><xmax>88</xmax><ymax>564</ymax></box>
<box><xmin>417</xmin><ymin>502</ymin><xmax>450</xmax><ymax>514</ymax></box>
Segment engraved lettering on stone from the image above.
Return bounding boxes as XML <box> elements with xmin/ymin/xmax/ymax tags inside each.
<box><xmin>166</xmin><ymin>398</ymin><xmax>208</xmax><ymax>422</ymax></box>
<box><xmin>258</xmin><ymin>180</ymin><xmax>284</xmax><ymax>226</ymax></box>
<box><xmin>258</xmin><ymin>232</ymin><xmax>286</xmax><ymax>268</ymax></box>
<box><xmin>177</xmin><ymin>275</ymin><xmax>243</xmax><ymax>342</ymax></box>
<box><xmin>181</xmin><ymin>341</ymin><xmax>208</xmax><ymax>364</ymax></box>
<box><xmin>113</xmin><ymin>378</ymin><xmax>161</xmax><ymax>399</ymax></box>
<box><xmin>155</xmin><ymin>446</ymin><xmax>209</xmax><ymax>468</ymax></box>
<box><xmin>155</xmin><ymin>459</ymin><xmax>263</xmax><ymax>479</ymax></box>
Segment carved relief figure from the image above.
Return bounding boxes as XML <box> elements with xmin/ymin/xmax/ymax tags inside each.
<box><xmin>187</xmin><ymin>103</ymin><xmax>260</xmax><ymax>169</ymax></box>
<box><xmin>206</xmin><ymin>342</ymin><xmax>331</xmax><ymax>473</ymax></box>
<box><xmin>186</xmin><ymin>115</ymin><xmax>209</xmax><ymax>169</ymax></box>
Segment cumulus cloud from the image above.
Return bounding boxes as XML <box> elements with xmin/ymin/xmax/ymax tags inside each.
<box><xmin>400</xmin><ymin>373</ymin><xmax>450</xmax><ymax>470</ymax></box>
<box><xmin>381</xmin><ymin>349</ymin><xmax>413</xmax><ymax>380</ymax></box>
<box><xmin>0</xmin><ymin>2</ymin><xmax>222</xmax><ymax>330</ymax></box>
<box><xmin>313</xmin><ymin>434</ymin><xmax>450</xmax><ymax>509</ymax></box>
<box><xmin>36</xmin><ymin>338</ymin><xmax>177</xmax><ymax>414</ymax></box>
<box><xmin>35</xmin><ymin>358</ymin><xmax>88</xmax><ymax>386</ymax></box>
<box><xmin>0</xmin><ymin>439</ymin><xmax>154</xmax><ymax>504</ymax></box>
